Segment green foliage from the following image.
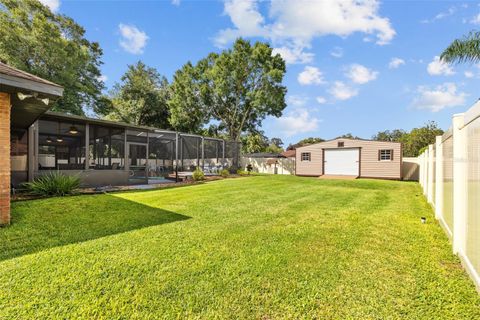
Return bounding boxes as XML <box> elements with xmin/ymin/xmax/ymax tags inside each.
<box><xmin>372</xmin><ymin>129</ymin><xmax>407</xmax><ymax>142</ymax></box>
<box><xmin>220</xmin><ymin>169</ymin><xmax>229</xmax><ymax>178</ymax></box>
<box><xmin>440</xmin><ymin>31</ymin><xmax>480</xmax><ymax>64</ymax></box>
<box><xmin>236</xmin><ymin>169</ymin><xmax>248</xmax><ymax>176</ymax></box>
<box><xmin>169</xmin><ymin>38</ymin><xmax>287</xmax><ymax>141</ymax></box>
<box><xmin>336</xmin><ymin>133</ymin><xmax>361</xmax><ymax>139</ymax></box>
<box><xmin>372</xmin><ymin>121</ymin><xmax>443</xmax><ymax>157</ymax></box>
<box><xmin>2</xmin><ymin>176</ymin><xmax>480</xmax><ymax>318</ymax></box>
<box><xmin>22</xmin><ymin>172</ymin><xmax>80</xmax><ymax>196</ymax></box>
<box><xmin>287</xmin><ymin>137</ymin><xmax>325</xmax><ymax>150</ymax></box>
<box><xmin>241</xmin><ymin>131</ymin><xmax>269</xmax><ymax>154</ymax></box>
<box><xmin>265</xmin><ymin>143</ymin><xmax>283</xmax><ymax>154</ymax></box>
<box><xmin>105</xmin><ymin>61</ymin><xmax>172</xmax><ymax>129</ymax></box>
<box><xmin>192</xmin><ymin>168</ymin><xmax>205</xmax><ymax>181</ymax></box>
<box><xmin>0</xmin><ymin>0</ymin><xmax>104</xmax><ymax>115</ymax></box>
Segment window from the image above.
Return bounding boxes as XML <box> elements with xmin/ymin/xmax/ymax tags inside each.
<box><xmin>379</xmin><ymin>149</ymin><xmax>393</xmax><ymax>161</ymax></box>
<box><xmin>301</xmin><ymin>152</ymin><xmax>311</xmax><ymax>161</ymax></box>
<box><xmin>337</xmin><ymin>141</ymin><xmax>344</xmax><ymax>147</ymax></box>
<box><xmin>89</xmin><ymin>125</ymin><xmax>125</xmax><ymax>169</ymax></box>
<box><xmin>38</xmin><ymin>120</ymin><xmax>85</xmax><ymax>170</ymax></box>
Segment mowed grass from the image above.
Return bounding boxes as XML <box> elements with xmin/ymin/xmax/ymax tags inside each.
<box><xmin>1</xmin><ymin>175</ymin><xmax>479</xmax><ymax>319</ymax></box>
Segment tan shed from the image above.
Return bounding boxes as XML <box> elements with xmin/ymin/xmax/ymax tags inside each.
<box><xmin>295</xmin><ymin>138</ymin><xmax>402</xmax><ymax>180</ymax></box>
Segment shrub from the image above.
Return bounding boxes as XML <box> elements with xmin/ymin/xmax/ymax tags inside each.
<box><xmin>192</xmin><ymin>168</ymin><xmax>205</xmax><ymax>181</ymax></box>
<box><xmin>220</xmin><ymin>169</ymin><xmax>229</xmax><ymax>178</ymax></box>
<box><xmin>22</xmin><ymin>172</ymin><xmax>81</xmax><ymax>197</ymax></box>
<box><xmin>237</xmin><ymin>169</ymin><xmax>247</xmax><ymax>176</ymax></box>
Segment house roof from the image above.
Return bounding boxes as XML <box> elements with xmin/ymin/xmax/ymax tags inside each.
<box><xmin>281</xmin><ymin>149</ymin><xmax>296</xmax><ymax>158</ymax></box>
<box><xmin>244</xmin><ymin>152</ymin><xmax>286</xmax><ymax>158</ymax></box>
<box><xmin>0</xmin><ymin>62</ymin><xmax>63</xmax><ymax>98</ymax></box>
<box><xmin>1</xmin><ymin>62</ymin><xmax>63</xmax><ymax>129</ymax></box>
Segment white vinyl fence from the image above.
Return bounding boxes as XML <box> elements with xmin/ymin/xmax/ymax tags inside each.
<box><xmin>240</xmin><ymin>157</ymin><xmax>295</xmax><ymax>175</ymax></box>
<box><xmin>419</xmin><ymin>101</ymin><xmax>480</xmax><ymax>290</ymax></box>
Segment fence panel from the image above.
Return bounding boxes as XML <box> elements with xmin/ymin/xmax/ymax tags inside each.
<box><xmin>442</xmin><ymin>133</ymin><xmax>454</xmax><ymax>234</ymax></box>
<box><xmin>466</xmin><ymin>117</ymin><xmax>480</xmax><ymax>278</ymax></box>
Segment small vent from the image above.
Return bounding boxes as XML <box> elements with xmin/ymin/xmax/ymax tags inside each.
<box><xmin>338</xmin><ymin>141</ymin><xmax>344</xmax><ymax>147</ymax></box>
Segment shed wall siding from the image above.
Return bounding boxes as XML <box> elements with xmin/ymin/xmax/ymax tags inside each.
<box><xmin>295</xmin><ymin>139</ymin><xmax>402</xmax><ymax>179</ymax></box>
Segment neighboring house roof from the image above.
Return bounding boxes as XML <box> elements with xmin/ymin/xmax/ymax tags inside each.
<box><xmin>244</xmin><ymin>152</ymin><xmax>286</xmax><ymax>158</ymax></box>
<box><xmin>281</xmin><ymin>150</ymin><xmax>296</xmax><ymax>158</ymax></box>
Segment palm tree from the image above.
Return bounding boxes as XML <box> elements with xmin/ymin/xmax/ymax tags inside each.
<box><xmin>441</xmin><ymin>31</ymin><xmax>480</xmax><ymax>64</ymax></box>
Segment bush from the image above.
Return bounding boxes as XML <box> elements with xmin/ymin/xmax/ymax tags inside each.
<box><xmin>22</xmin><ymin>172</ymin><xmax>81</xmax><ymax>197</ymax></box>
<box><xmin>237</xmin><ymin>169</ymin><xmax>248</xmax><ymax>176</ymax></box>
<box><xmin>192</xmin><ymin>168</ymin><xmax>205</xmax><ymax>181</ymax></box>
<box><xmin>220</xmin><ymin>169</ymin><xmax>229</xmax><ymax>178</ymax></box>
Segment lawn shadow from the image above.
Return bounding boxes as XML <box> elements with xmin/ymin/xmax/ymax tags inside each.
<box><xmin>1</xmin><ymin>194</ymin><xmax>190</xmax><ymax>262</ymax></box>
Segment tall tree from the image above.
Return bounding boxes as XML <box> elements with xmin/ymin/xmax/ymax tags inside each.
<box><xmin>241</xmin><ymin>131</ymin><xmax>269</xmax><ymax>154</ymax></box>
<box><xmin>0</xmin><ymin>0</ymin><xmax>104</xmax><ymax>115</ymax></box>
<box><xmin>441</xmin><ymin>31</ymin><xmax>480</xmax><ymax>64</ymax></box>
<box><xmin>401</xmin><ymin>121</ymin><xmax>443</xmax><ymax>157</ymax></box>
<box><xmin>372</xmin><ymin>129</ymin><xmax>407</xmax><ymax>142</ymax></box>
<box><xmin>105</xmin><ymin>61</ymin><xmax>172</xmax><ymax>129</ymax></box>
<box><xmin>287</xmin><ymin>137</ymin><xmax>325</xmax><ymax>150</ymax></box>
<box><xmin>169</xmin><ymin>38</ymin><xmax>287</xmax><ymax>141</ymax></box>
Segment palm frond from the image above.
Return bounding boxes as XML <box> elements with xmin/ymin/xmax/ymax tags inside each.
<box><xmin>440</xmin><ymin>31</ymin><xmax>480</xmax><ymax>64</ymax></box>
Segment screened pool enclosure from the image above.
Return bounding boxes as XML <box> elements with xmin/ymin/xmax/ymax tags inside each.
<box><xmin>12</xmin><ymin>111</ymin><xmax>241</xmax><ymax>187</ymax></box>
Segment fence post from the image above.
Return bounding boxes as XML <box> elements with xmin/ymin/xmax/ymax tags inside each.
<box><xmin>419</xmin><ymin>153</ymin><xmax>424</xmax><ymax>188</ymax></box>
<box><xmin>452</xmin><ymin>113</ymin><xmax>467</xmax><ymax>255</ymax></box>
<box><xmin>423</xmin><ymin>148</ymin><xmax>429</xmax><ymax>195</ymax></box>
<box><xmin>427</xmin><ymin>144</ymin><xmax>435</xmax><ymax>204</ymax></box>
<box><xmin>435</xmin><ymin>136</ymin><xmax>443</xmax><ymax>220</ymax></box>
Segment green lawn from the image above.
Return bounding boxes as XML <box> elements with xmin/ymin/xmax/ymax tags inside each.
<box><xmin>1</xmin><ymin>176</ymin><xmax>479</xmax><ymax>319</ymax></box>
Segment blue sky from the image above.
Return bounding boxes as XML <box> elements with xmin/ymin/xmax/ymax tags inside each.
<box><xmin>42</xmin><ymin>0</ymin><xmax>480</xmax><ymax>145</ymax></box>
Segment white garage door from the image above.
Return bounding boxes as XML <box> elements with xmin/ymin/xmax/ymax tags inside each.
<box><xmin>324</xmin><ymin>149</ymin><xmax>360</xmax><ymax>176</ymax></box>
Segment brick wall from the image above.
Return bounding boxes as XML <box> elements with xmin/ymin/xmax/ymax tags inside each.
<box><xmin>0</xmin><ymin>92</ymin><xmax>11</xmax><ymax>226</ymax></box>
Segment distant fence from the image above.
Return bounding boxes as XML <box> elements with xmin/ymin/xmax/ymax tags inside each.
<box><xmin>240</xmin><ymin>157</ymin><xmax>295</xmax><ymax>175</ymax></box>
<box><xmin>418</xmin><ymin>101</ymin><xmax>480</xmax><ymax>290</ymax></box>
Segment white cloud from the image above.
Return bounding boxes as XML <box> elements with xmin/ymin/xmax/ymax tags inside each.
<box><xmin>276</xmin><ymin>107</ymin><xmax>320</xmax><ymax>137</ymax></box>
<box><xmin>215</xmin><ymin>0</ymin><xmax>395</xmax><ymax>63</ymax></box>
<box><xmin>470</xmin><ymin>13</ymin><xmax>480</xmax><ymax>25</ymax></box>
<box><xmin>214</xmin><ymin>0</ymin><xmax>266</xmax><ymax>47</ymax></box>
<box><xmin>330</xmin><ymin>47</ymin><xmax>343</xmax><ymax>58</ymax></box>
<box><xmin>421</xmin><ymin>6</ymin><xmax>456</xmax><ymax>23</ymax></box>
<box><xmin>38</xmin><ymin>0</ymin><xmax>60</xmax><ymax>12</ymax></box>
<box><xmin>97</xmin><ymin>75</ymin><xmax>108</xmax><ymax>83</ymax></box>
<box><xmin>171</xmin><ymin>0</ymin><xmax>181</xmax><ymax>5</ymax></box>
<box><xmin>413</xmin><ymin>83</ymin><xmax>467</xmax><ymax>112</ymax></box>
<box><xmin>287</xmin><ymin>95</ymin><xmax>308</xmax><ymax>107</ymax></box>
<box><xmin>272</xmin><ymin>46</ymin><xmax>314</xmax><ymax>64</ymax></box>
<box><xmin>316</xmin><ymin>96</ymin><xmax>327</xmax><ymax>104</ymax></box>
<box><xmin>388</xmin><ymin>57</ymin><xmax>405</xmax><ymax>69</ymax></box>
<box><xmin>465</xmin><ymin>71</ymin><xmax>475</xmax><ymax>78</ymax></box>
<box><xmin>298</xmin><ymin>66</ymin><xmax>325</xmax><ymax>85</ymax></box>
<box><xmin>345</xmin><ymin>64</ymin><xmax>378</xmax><ymax>84</ymax></box>
<box><xmin>118</xmin><ymin>24</ymin><xmax>149</xmax><ymax>55</ymax></box>
<box><xmin>329</xmin><ymin>81</ymin><xmax>358</xmax><ymax>100</ymax></box>
<box><xmin>427</xmin><ymin>56</ymin><xmax>455</xmax><ymax>76</ymax></box>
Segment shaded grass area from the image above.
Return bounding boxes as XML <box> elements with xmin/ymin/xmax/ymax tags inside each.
<box><xmin>1</xmin><ymin>175</ymin><xmax>479</xmax><ymax>319</ymax></box>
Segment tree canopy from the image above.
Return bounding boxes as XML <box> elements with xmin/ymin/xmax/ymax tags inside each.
<box><xmin>441</xmin><ymin>31</ymin><xmax>480</xmax><ymax>64</ymax></box>
<box><xmin>104</xmin><ymin>61</ymin><xmax>172</xmax><ymax>129</ymax></box>
<box><xmin>169</xmin><ymin>38</ymin><xmax>287</xmax><ymax>141</ymax></box>
<box><xmin>0</xmin><ymin>0</ymin><xmax>104</xmax><ymax>115</ymax></box>
<box><xmin>287</xmin><ymin>137</ymin><xmax>325</xmax><ymax>150</ymax></box>
<box><xmin>372</xmin><ymin>122</ymin><xmax>443</xmax><ymax>157</ymax></box>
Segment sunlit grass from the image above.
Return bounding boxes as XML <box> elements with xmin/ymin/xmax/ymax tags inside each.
<box><xmin>1</xmin><ymin>175</ymin><xmax>479</xmax><ymax>319</ymax></box>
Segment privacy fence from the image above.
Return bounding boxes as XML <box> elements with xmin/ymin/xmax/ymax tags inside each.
<box><xmin>419</xmin><ymin>101</ymin><xmax>480</xmax><ymax>290</ymax></box>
